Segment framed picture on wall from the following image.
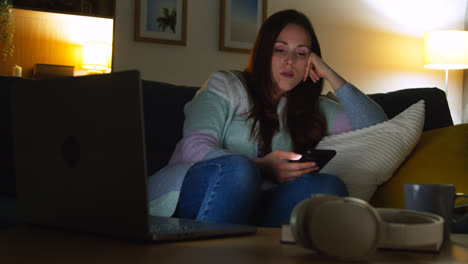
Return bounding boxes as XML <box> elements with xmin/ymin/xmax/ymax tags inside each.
<box><xmin>220</xmin><ymin>0</ymin><xmax>267</xmax><ymax>53</ymax></box>
<box><xmin>135</xmin><ymin>0</ymin><xmax>187</xmax><ymax>46</ymax></box>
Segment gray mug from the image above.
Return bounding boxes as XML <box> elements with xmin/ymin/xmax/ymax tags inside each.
<box><xmin>404</xmin><ymin>184</ymin><xmax>468</xmax><ymax>240</ymax></box>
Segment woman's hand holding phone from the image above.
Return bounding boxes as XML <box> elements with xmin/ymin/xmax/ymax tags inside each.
<box><xmin>253</xmin><ymin>149</ymin><xmax>319</xmax><ymax>184</ymax></box>
<box><xmin>290</xmin><ymin>149</ymin><xmax>336</xmax><ymax>169</ymax></box>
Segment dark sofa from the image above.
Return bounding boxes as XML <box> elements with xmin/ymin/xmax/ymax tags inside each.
<box><xmin>142</xmin><ymin>80</ymin><xmax>454</xmax><ymax>176</ymax></box>
<box><xmin>0</xmin><ymin>74</ymin><xmax>459</xmax><ymax>228</ymax></box>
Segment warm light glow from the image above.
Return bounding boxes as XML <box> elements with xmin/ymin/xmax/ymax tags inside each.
<box><xmin>362</xmin><ymin>0</ymin><xmax>466</xmax><ymax>37</ymax></box>
<box><xmin>82</xmin><ymin>42</ymin><xmax>112</xmax><ymax>71</ymax></box>
<box><xmin>57</xmin><ymin>13</ymin><xmax>114</xmax><ymax>45</ymax></box>
<box><xmin>424</xmin><ymin>30</ymin><xmax>468</xmax><ymax>70</ymax></box>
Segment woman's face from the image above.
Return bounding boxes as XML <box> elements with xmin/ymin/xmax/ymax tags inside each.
<box><xmin>271</xmin><ymin>23</ymin><xmax>311</xmax><ymax>100</ymax></box>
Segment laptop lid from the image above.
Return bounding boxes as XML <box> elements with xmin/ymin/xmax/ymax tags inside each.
<box><xmin>11</xmin><ymin>70</ymin><xmax>257</xmax><ymax>241</ymax></box>
<box><xmin>11</xmin><ymin>71</ymin><xmax>150</xmax><ymax>239</ymax></box>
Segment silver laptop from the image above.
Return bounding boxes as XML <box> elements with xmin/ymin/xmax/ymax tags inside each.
<box><xmin>10</xmin><ymin>70</ymin><xmax>256</xmax><ymax>242</ymax></box>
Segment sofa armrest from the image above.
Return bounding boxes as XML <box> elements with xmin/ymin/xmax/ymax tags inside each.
<box><xmin>0</xmin><ymin>77</ymin><xmax>23</xmax><ymax>198</ymax></box>
<box><xmin>370</xmin><ymin>124</ymin><xmax>468</xmax><ymax>208</ymax></box>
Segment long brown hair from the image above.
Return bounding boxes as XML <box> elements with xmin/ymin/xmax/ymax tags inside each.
<box><xmin>244</xmin><ymin>9</ymin><xmax>326</xmax><ymax>154</ymax></box>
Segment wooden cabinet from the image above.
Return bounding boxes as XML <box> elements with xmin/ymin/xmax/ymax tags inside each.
<box><xmin>12</xmin><ymin>0</ymin><xmax>114</xmax><ymax>18</ymax></box>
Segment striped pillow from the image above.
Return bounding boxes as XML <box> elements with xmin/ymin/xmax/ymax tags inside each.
<box><xmin>316</xmin><ymin>100</ymin><xmax>425</xmax><ymax>201</ymax></box>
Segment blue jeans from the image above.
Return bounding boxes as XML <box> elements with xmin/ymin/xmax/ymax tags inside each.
<box><xmin>175</xmin><ymin>155</ymin><xmax>348</xmax><ymax>227</ymax></box>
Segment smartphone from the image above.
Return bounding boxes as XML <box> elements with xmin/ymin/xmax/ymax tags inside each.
<box><xmin>292</xmin><ymin>149</ymin><xmax>337</xmax><ymax>169</ymax></box>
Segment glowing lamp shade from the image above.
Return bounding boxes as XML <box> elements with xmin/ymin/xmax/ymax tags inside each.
<box><xmin>82</xmin><ymin>42</ymin><xmax>112</xmax><ymax>72</ymax></box>
<box><xmin>424</xmin><ymin>30</ymin><xmax>468</xmax><ymax>70</ymax></box>
<box><xmin>423</xmin><ymin>30</ymin><xmax>468</xmax><ymax>96</ymax></box>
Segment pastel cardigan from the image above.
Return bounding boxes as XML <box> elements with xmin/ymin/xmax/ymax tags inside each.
<box><xmin>147</xmin><ymin>70</ymin><xmax>388</xmax><ymax>216</ymax></box>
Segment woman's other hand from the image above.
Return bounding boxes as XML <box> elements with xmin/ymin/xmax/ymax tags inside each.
<box><xmin>303</xmin><ymin>53</ymin><xmax>346</xmax><ymax>91</ymax></box>
<box><xmin>253</xmin><ymin>149</ymin><xmax>319</xmax><ymax>184</ymax></box>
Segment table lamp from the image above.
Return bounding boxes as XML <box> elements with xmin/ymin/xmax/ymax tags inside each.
<box><xmin>424</xmin><ymin>30</ymin><xmax>468</xmax><ymax>97</ymax></box>
<box><xmin>82</xmin><ymin>42</ymin><xmax>112</xmax><ymax>74</ymax></box>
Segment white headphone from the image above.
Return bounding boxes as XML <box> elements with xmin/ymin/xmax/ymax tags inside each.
<box><xmin>290</xmin><ymin>194</ymin><xmax>444</xmax><ymax>260</ymax></box>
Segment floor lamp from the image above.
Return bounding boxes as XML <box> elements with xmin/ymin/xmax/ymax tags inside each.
<box><xmin>423</xmin><ymin>30</ymin><xmax>468</xmax><ymax>97</ymax></box>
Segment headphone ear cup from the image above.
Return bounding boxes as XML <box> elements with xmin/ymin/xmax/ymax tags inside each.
<box><xmin>290</xmin><ymin>194</ymin><xmax>341</xmax><ymax>249</ymax></box>
<box><xmin>289</xmin><ymin>199</ymin><xmax>312</xmax><ymax>248</ymax></box>
<box><xmin>290</xmin><ymin>195</ymin><xmax>382</xmax><ymax>260</ymax></box>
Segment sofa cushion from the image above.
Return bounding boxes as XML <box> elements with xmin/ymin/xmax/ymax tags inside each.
<box><xmin>370</xmin><ymin>123</ymin><xmax>468</xmax><ymax>209</ymax></box>
<box><xmin>142</xmin><ymin>80</ymin><xmax>198</xmax><ymax>175</ymax></box>
<box><xmin>368</xmin><ymin>88</ymin><xmax>453</xmax><ymax>131</ymax></box>
<box><xmin>317</xmin><ymin>100</ymin><xmax>425</xmax><ymax>201</ymax></box>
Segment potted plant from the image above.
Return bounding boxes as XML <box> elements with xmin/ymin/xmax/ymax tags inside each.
<box><xmin>0</xmin><ymin>0</ymin><xmax>15</xmax><ymax>61</ymax></box>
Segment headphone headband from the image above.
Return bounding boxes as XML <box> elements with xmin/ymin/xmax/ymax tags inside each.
<box><xmin>377</xmin><ymin>208</ymin><xmax>444</xmax><ymax>251</ymax></box>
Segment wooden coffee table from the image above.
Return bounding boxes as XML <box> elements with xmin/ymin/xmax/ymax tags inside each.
<box><xmin>1</xmin><ymin>227</ymin><xmax>467</xmax><ymax>263</ymax></box>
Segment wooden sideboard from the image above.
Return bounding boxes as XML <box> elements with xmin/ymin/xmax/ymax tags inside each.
<box><xmin>0</xmin><ymin>8</ymin><xmax>113</xmax><ymax>78</ymax></box>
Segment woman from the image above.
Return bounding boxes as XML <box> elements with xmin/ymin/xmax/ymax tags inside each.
<box><xmin>147</xmin><ymin>9</ymin><xmax>387</xmax><ymax>227</ymax></box>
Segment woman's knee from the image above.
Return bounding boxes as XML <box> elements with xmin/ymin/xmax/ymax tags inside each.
<box><xmin>300</xmin><ymin>173</ymin><xmax>349</xmax><ymax>196</ymax></box>
<box><xmin>199</xmin><ymin>154</ymin><xmax>261</xmax><ymax>187</ymax></box>
<box><xmin>193</xmin><ymin>155</ymin><xmax>261</xmax><ymax>224</ymax></box>
<box><xmin>221</xmin><ymin>154</ymin><xmax>261</xmax><ymax>186</ymax></box>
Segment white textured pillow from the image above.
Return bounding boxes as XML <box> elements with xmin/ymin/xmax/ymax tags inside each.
<box><xmin>316</xmin><ymin>100</ymin><xmax>425</xmax><ymax>201</ymax></box>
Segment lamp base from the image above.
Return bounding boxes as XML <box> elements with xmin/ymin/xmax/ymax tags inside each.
<box><xmin>86</xmin><ymin>69</ymin><xmax>104</xmax><ymax>75</ymax></box>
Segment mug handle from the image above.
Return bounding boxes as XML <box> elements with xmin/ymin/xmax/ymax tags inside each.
<box><xmin>453</xmin><ymin>193</ymin><xmax>468</xmax><ymax>223</ymax></box>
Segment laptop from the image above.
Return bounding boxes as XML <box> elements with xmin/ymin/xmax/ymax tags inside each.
<box><xmin>10</xmin><ymin>70</ymin><xmax>257</xmax><ymax>242</ymax></box>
